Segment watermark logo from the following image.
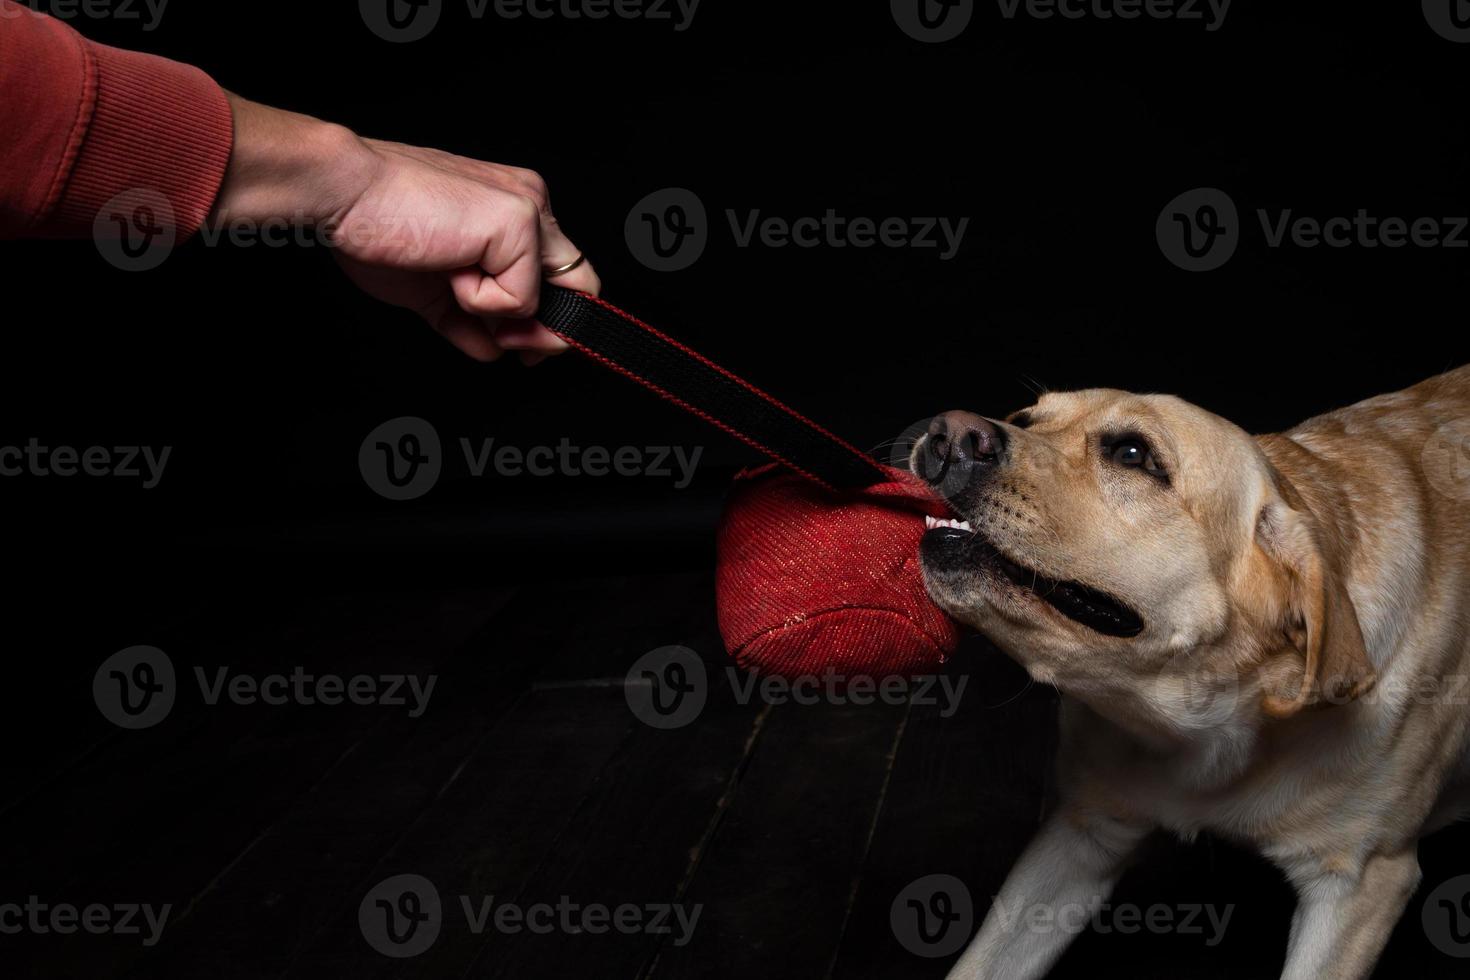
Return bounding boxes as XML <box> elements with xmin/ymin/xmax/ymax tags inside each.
<box><xmin>360</xmin><ymin>0</ymin><xmax>443</xmax><ymax>42</ymax></box>
<box><xmin>625</xmin><ymin>646</ymin><xmax>708</xmax><ymax>730</ymax></box>
<box><xmin>96</xmin><ymin>195</ymin><xmax>391</xmax><ymax>271</ymax></box>
<box><xmin>1159</xmin><ymin>187</ymin><xmax>1470</xmax><ymax>270</ymax></box>
<box><xmin>625</xmin><ymin>188</ymin><xmax>969</xmax><ymax>271</ymax></box>
<box><xmin>625</xmin><ymin>187</ymin><xmax>708</xmax><ymax>272</ymax></box>
<box><xmin>93</xmin><ymin>646</ymin><xmax>176</xmax><ymax>730</ymax></box>
<box><xmin>1151</xmin><ymin>650</ymin><xmax>1242</xmax><ymax>728</ymax></box>
<box><xmin>891</xmin><ymin>874</ymin><xmax>973</xmax><ymax>957</ymax></box>
<box><xmin>358</xmin><ymin>875</ymin><xmax>701</xmax><ymax>956</ymax></box>
<box><xmin>1423</xmin><ymin>874</ymin><xmax>1470</xmax><ymax>957</ymax></box>
<box><xmin>1422</xmin><ymin>419</ymin><xmax>1470</xmax><ymax>502</ymax></box>
<box><xmin>93</xmin><ymin>189</ymin><xmax>175</xmax><ymax>272</ymax></box>
<box><xmin>360</xmin><ymin>417</ymin><xmax>443</xmax><ymax>501</ymax></box>
<box><xmin>94</xmin><ymin>649</ymin><xmax>437</xmax><ymax>729</ymax></box>
<box><xmin>891</xmin><ymin>0</ymin><xmax>974</xmax><ymax>42</ymax></box>
<box><xmin>1157</xmin><ymin>187</ymin><xmax>1238</xmax><ymax>272</ymax></box>
<box><xmin>623</xmin><ymin>648</ymin><xmax>970</xmax><ymax>729</ymax></box>
<box><xmin>1423</xmin><ymin>0</ymin><xmax>1470</xmax><ymax>42</ymax></box>
<box><xmin>360</xmin><ymin>874</ymin><xmax>442</xmax><ymax>957</ymax></box>
<box><xmin>359</xmin><ymin>421</ymin><xmax>705</xmax><ymax>500</ymax></box>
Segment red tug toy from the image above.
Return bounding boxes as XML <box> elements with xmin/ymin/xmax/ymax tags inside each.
<box><xmin>536</xmin><ymin>287</ymin><xmax>964</xmax><ymax>677</ymax></box>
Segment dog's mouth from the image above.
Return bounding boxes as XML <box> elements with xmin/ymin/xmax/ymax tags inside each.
<box><xmin>921</xmin><ymin>519</ymin><xmax>1145</xmax><ymax>638</ymax></box>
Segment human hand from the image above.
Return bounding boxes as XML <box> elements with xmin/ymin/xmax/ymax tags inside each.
<box><xmin>211</xmin><ymin>94</ymin><xmax>600</xmax><ymax>363</ymax></box>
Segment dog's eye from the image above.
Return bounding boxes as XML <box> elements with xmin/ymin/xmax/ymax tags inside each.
<box><xmin>1009</xmin><ymin>411</ymin><xmax>1034</xmax><ymax>430</ymax></box>
<box><xmin>1109</xmin><ymin>438</ymin><xmax>1167</xmax><ymax>478</ymax></box>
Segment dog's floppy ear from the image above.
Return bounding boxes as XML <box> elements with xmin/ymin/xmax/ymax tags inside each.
<box><xmin>1255</xmin><ymin>489</ymin><xmax>1375</xmax><ymax>718</ymax></box>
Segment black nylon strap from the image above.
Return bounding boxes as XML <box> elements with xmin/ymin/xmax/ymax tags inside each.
<box><xmin>536</xmin><ymin>286</ymin><xmax>890</xmax><ymax>489</ymax></box>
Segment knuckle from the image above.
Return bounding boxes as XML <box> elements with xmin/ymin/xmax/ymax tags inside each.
<box><xmin>512</xmin><ymin>193</ymin><xmax>541</xmax><ymax>222</ymax></box>
<box><xmin>514</xmin><ymin>167</ymin><xmax>549</xmax><ymax>198</ymax></box>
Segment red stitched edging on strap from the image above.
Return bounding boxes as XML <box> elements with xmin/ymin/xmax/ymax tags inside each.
<box><xmin>557</xmin><ymin>336</ymin><xmax>839</xmax><ymax>492</ymax></box>
<box><xmin>579</xmin><ymin>293</ymin><xmax>892</xmax><ymax>484</ymax></box>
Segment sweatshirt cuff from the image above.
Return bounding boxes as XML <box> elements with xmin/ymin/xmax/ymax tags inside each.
<box><xmin>50</xmin><ymin>38</ymin><xmax>234</xmax><ymax>239</ymax></box>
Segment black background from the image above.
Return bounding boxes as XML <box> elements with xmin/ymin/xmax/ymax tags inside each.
<box><xmin>3</xmin><ymin>1</ymin><xmax>1469</xmax><ymax>977</ymax></box>
<box><xmin>5</xmin><ymin>1</ymin><xmax>1468</xmax><ymax>580</ymax></box>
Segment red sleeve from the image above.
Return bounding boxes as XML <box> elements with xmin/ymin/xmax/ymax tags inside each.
<box><xmin>0</xmin><ymin>0</ymin><xmax>234</xmax><ymax>238</ymax></box>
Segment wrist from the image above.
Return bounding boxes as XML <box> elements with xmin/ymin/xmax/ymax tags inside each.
<box><xmin>211</xmin><ymin>93</ymin><xmax>379</xmax><ymax>226</ymax></box>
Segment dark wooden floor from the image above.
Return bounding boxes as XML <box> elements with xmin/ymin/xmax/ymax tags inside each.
<box><xmin>5</xmin><ymin>570</ymin><xmax>1468</xmax><ymax>978</ymax></box>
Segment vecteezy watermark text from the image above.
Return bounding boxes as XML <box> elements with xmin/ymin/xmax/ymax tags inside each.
<box><xmin>726</xmin><ymin>209</ymin><xmax>969</xmax><ymax>261</ymax></box>
<box><xmin>359</xmin><ymin>0</ymin><xmax>700</xmax><ymax>43</ymax></box>
<box><xmin>5</xmin><ymin>0</ymin><xmax>168</xmax><ymax>30</ymax></box>
<box><xmin>359</xmin><ymin>874</ymin><xmax>700</xmax><ymax>958</ymax></box>
<box><xmin>195</xmin><ymin>667</ymin><xmax>436</xmax><ymax>717</ymax></box>
<box><xmin>360</xmin><ymin>417</ymin><xmax>704</xmax><ymax>501</ymax></box>
<box><xmin>93</xmin><ymin>646</ymin><xmax>437</xmax><ymax>730</ymax></box>
<box><xmin>624</xmin><ymin>646</ymin><xmax>970</xmax><ymax>729</ymax></box>
<box><xmin>0</xmin><ymin>898</ymin><xmax>170</xmax><ymax>947</ymax></box>
<box><xmin>624</xmin><ymin>187</ymin><xmax>970</xmax><ymax>271</ymax></box>
<box><xmin>0</xmin><ymin>439</ymin><xmax>170</xmax><ymax>489</ymax></box>
<box><xmin>890</xmin><ymin>0</ymin><xmax>1229</xmax><ymax>43</ymax></box>
<box><xmin>987</xmin><ymin>895</ymin><xmax>1234</xmax><ymax>944</ymax></box>
<box><xmin>1158</xmin><ymin>187</ymin><xmax>1470</xmax><ymax>271</ymax></box>
<box><xmin>461</xmin><ymin>438</ymin><xmax>702</xmax><ymax>488</ymax></box>
<box><xmin>994</xmin><ymin>0</ymin><xmax>1231</xmax><ymax>30</ymax></box>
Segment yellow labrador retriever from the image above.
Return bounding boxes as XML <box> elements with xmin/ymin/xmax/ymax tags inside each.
<box><xmin>910</xmin><ymin>365</ymin><xmax>1470</xmax><ymax>980</ymax></box>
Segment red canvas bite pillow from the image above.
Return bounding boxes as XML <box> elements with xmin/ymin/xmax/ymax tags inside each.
<box><xmin>717</xmin><ymin>463</ymin><xmax>962</xmax><ymax>677</ymax></box>
<box><xmin>536</xmin><ymin>287</ymin><xmax>963</xmax><ymax>677</ymax></box>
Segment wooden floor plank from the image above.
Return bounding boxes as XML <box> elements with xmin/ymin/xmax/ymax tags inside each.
<box><xmin>125</xmin><ymin>574</ymin><xmax>684</xmax><ymax>980</ymax></box>
<box><xmin>829</xmin><ymin>639</ymin><xmax>1057</xmax><ymax>980</ymax></box>
<box><xmin>648</xmin><ymin>694</ymin><xmax>910</xmax><ymax>980</ymax></box>
<box><xmin>2</xmin><ymin>585</ymin><xmax>513</xmax><ymax>980</ymax></box>
<box><xmin>278</xmin><ymin>684</ymin><xmax>642</xmax><ymax>980</ymax></box>
<box><xmin>467</xmin><ymin>662</ymin><xmax>763</xmax><ymax>979</ymax></box>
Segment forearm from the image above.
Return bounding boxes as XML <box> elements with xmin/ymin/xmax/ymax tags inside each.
<box><xmin>210</xmin><ymin>94</ymin><xmax>379</xmax><ymax>227</ymax></box>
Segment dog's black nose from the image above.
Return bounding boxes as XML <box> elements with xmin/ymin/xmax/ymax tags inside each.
<box><xmin>920</xmin><ymin>410</ymin><xmax>1005</xmax><ymax>482</ymax></box>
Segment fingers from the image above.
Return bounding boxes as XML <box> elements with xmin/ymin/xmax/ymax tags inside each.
<box><xmin>539</xmin><ymin>218</ymin><xmax>602</xmax><ymax>298</ymax></box>
<box><xmin>449</xmin><ymin>193</ymin><xmax>543</xmax><ymax>318</ymax></box>
<box><xmin>498</xmin><ymin>165</ymin><xmax>600</xmax><ymax>297</ymax></box>
<box><xmin>492</xmin><ymin>317</ymin><xmax>569</xmax><ymax>355</ymax></box>
<box><xmin>436</xmin><ymin>313</ymin><xmax>504</xmax><ymax>362</ymax></box>
<box><xmin>442</xmin><ymin>168</ymin><xmax>601</xmax><ymax>362</ymax></box>
<box><xmin>429</xmin><ymin>303</ymin><xmax>504</xmax><ymax>362</ymax></box>
<box><xmin>449</xmin><ymin>245</ymin><xmax>541</xmax><ymax>320</ymax></box>
<box><xmin>531</xmin><ymin>195</ymin><xmax>598</xmax><ymax>359</ymax></box>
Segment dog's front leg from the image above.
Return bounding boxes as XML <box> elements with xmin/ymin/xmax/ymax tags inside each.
<box><xmin>947</xmin><ymin>808</ymin><xmax>1149</xmax><ymax>980</ymax></box>
<box><xmin>1278</xmin><ymin>850</ymin><xmax>1421</xmax><ymax>980</ymax></box>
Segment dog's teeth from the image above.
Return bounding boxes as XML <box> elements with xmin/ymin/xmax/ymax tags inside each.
<box><xmin>925</xmin><ymin>515</ymin><xmax>938</xmax><ymax>530</ymax></box>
